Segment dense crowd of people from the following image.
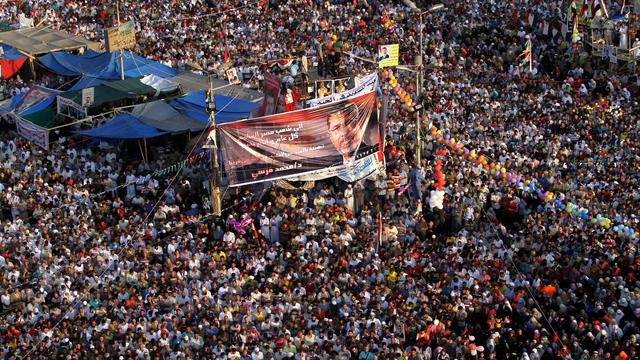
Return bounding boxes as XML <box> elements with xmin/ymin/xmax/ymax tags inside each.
<box><xmin>1</xmin><ymin>0</ymin><xmax>640</xmax><ymax>359</ymax></box>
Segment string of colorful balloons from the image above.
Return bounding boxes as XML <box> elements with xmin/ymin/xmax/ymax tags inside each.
<box><xmin>382</xmin><ymin>69</ymin><xmax>417</xmax><ymax>112</ymax></box>
<box><xmin>381</xmin><ymin>69</ymin><xmax>636</xmax><ymax>240</ymax></box>
<box><xmin>423</xmin><ymin>118</ymin><xmax>637</xmax><ymax>240</ymax></box>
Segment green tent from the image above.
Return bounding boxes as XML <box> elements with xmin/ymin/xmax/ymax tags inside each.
<box><xmin>22</xmin><ymin>107</ymin><xmax>56</xmax><ymax>128</ymax></box>
<box><xmin>58</xmin><ymin>77</ymin><xmax>157</xmax><ymax>109</ymax></box>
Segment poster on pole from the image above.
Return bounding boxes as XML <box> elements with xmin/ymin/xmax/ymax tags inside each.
<box><xmin>82</xmin><ymin>87</ymin><xmax>95</xmax><ymax>107</ymax></box>
<box><xmin>219</xmin><ymin>90</ymin><xmax>383</xmax><ymax>186</ymax></box>
<box><xmin>225</xmin><ymin>68</ymin><xmax>241</xmax><ymax>84</ymax></box>
<box><xmin>259</xmin><ymin>72</ymin><xmax>281</xmax><ymax>116</ymax></box>
<box><xmin>378</xmin><ymin>44</ymin><xmax>399</xmax><ymax>68</ymax></box>
<box><xmin>105</xmin><ymin>21</ymin><xmax>136</xmax><ymax>53</ymax></box>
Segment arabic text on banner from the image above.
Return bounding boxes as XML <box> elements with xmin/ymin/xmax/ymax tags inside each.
<box><xmin>219</xmin><ymin>90</ymin><xmax>383</xmax><ymax>187</ymax></box>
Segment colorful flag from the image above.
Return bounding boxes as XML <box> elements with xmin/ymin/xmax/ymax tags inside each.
<box><xmin>525</xmin><ymin>11</ymin><xmax>535</xmax><ymax>26</ymax></box>
<box><xmin>567</xmin><ymin>0</ymin><xmax>578</xmax><ymax>24</ymax></box>
<box><xmin>599</xmin><ymin>0</ymin><xmax>609</xmax><ymax>18</ymax></box>
<box><xmin>378</xmin><ymin>212</ymin><xmax>383</xmax><ymax>247</ymax></box>
<box><xmin>579</xmin><ymin>0</ymin><xmax>588</xmax><ymax>19</ymax></box>
<box><xmin>591</xmin><ymin>0</ymin><xmax>599</xmax><ymax>17</ymax></box>
<box><xmin>223</xmin><ymin>45</ymin><xmax>229</xmax><ymax>63</ymax></box>
<box><xmin>518</xmin><ymin>39</ymin><xmax>533</xmax><ymax>72</ymax></box>
<box><xmin>540</xmin><ymin>20</ymin><xmax>549</xmax><ymax>35</ymax></box>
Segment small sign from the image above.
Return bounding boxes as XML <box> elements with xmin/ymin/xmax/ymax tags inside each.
<box><xmin>106</xmin><ymin>21</ymin><xmax>136</xmax><ymax>53</ymax></box>
<box><xmin>225</xmin><ymin>68</ymin><xmax>241</xmax><ymax>85</ymax></box>
<box><xmin>82</xmin><ymin>87</ymin><xmax>95</xmax><ymax>107</ymax></box>
<box><xmin>378</xmin><ymin>44</ymin><xmax>399</xmax><ymax>68</ymax></box>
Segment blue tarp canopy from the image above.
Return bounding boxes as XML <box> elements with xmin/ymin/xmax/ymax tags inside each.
<box><xmin>169</xmin><ymin>91</ymin><xmax>260</xmax><ymax>125</ymax></box>
<box><xmin>72</xmin><ymin>112</ymin><xmax>168</xmax><ymax>140</ymax></box>
<box><xmin>0</xmin><ymin>43</ymin><xmax>26</xmax><ymax>60</ymax></box>
<box><xmin>1</xmin><ymin>86</ymin><xmax>61</xmax><ymax>128</ymax></box>
<box><xmin>73</xmin><ymin>92</ymin><xmax>256</xmax><ymax>140</ymax></box>
<box><xmin>68</xmin><ymin>75</ymin><xmax>107</xmax><ymax>91</ymax></box>
<box><xmin>38</xmin><ymin>50</ymin><xmax>177</xmax><ymax>80</ymax></box>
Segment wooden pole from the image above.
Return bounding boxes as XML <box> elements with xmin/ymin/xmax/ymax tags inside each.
<box><xmin>116</xmin><ymin>0</ymin><xmax>125</xmax><ymax>81</ymax></box>
<box><xmin>208</xmin><ymin>74</ymin><xmax>222</xmax><ymax>216</ymax></box>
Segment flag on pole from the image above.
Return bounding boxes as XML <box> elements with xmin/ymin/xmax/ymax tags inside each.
<box><xmin>525</xmin><ymin>11</ymin><xmax>535</xmax><ymax>26</ymax></box>
<box><xmin>592</xmin><ymin>0</ymin><xmax>601</xmax><ymax>17</ymax></box>
<box><xmin>377</xmin><ymin>212</ymin><xmax>383</xmax><ymax>247</ymax></box>
<box><xmin>599</xmin><ymin>0</ymin><xmax>609</xmax><ymax>18</ymax></box>
<box><xmin>518</xmin><ymin>39</ymin><xmax>533</xmax><ymax>72</ymax></box>
<box><xmin>579</xmin><ymin>0</ymin><xmax>588</xmax><ymax>19</ymax></box>
<box><xmin>223</xmin><ymin>45</ymin><xmax>229</xmax><ymax>63</ymax></box>
<box><xmin>572</xmin><ymin>15</ymin><xmax>580</xmax><ymax>43</ymax></box>
<box><xmin>540</xmin><ymin>20</ymin><xmax>549</xmax><ymax>35</ymax></box>
<box><xmin>567</xmin><ymin>0</ymin><xmax>578</xmax><ymax>24</ymax></box>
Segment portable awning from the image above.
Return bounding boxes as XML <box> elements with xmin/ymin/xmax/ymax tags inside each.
<box><xmin>0</xmin><ymin>27</ymin><xmax>98</xmax><ymax>55</ymax></box>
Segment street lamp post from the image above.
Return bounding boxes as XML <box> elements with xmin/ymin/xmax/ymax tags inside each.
<box><xmin>416</xmin><ymin>11</ymin><xmax>423</xmax><ymax>166</ymax></box>
<box><xmin>404</xmin><ymin>2</ymin><xmax>444</xmax><ymax>167</ymax></box>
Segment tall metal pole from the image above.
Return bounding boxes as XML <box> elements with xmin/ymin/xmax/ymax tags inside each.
<box><xmin>116</xmin><ymin>0</ymin><xmax>125</xmax><ymax>80</ymax></box>
<box><xmin>208</xmin><ymin>74</ymin><xmax>222</xmax><ymax>216</ymax></box>
<box><xmin>415</xmin><ymin>12</ymin><xmax>423</xmax><ymax>167</ymax></box>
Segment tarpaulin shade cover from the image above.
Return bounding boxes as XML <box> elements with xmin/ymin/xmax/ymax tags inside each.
<box><xmin>10</xmin><ymin>86</ymin><xmax>59</xmax><ymax>112</ymax></box>
<box><xmin>0</xmin><ymin>27</ymin><xmax>98</xmax><ymax>55</ymax></box>
<box><xmin>140</xmin><ymin>74</ymin><xmax>179</xmax><ymax>95</ymax></box>
<box><xmin>68</xmin><ymin>76</ymin><xmax>107</xmax><ymax>91</ymax></box>
<box><xmin>131</xmin><ymin>101</ymin><xmax>208</xmax><ymax>133</ymax></box>
<box><xmin>168</xmin><ymin>71</ymin><xmax>263</xmax><ymax>102</ymax></box>
<box><xmin>59</xmin><ymin>77</ymin><xmax>156</xmax><ymax>108</ymax></box>
<box><xmin>73</xmin><ymin>112</ymin><xmax>168</xmax><ymax>139</ymax></box>
<box><xmin>38</xmin><ymin>50</ymin><xmax>177</xmax><ymax>80</ymax></box>
<box><xmin>73</xmin><ymin>92</ymin><xmax>256</xmax><ymax>140</ymax></box>
<box><xmin>0</xmin><ymin>44</ymin><xmax>27</xmax><ymax>79</ymax></box>
<box><xmin>2</xmin><ymin>86</ymin><xmax>60</xmax><ymax>128</ymax></box>
<box><xmin>169</xmin><ymin>91</ymin><xmax>260</xmax><ymax>125</ymax></box>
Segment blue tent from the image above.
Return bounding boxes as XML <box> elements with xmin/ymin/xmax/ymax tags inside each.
<box><xmin>3</xmin><ymin>86</ymin><xmax>61</xmax><ymax>128</ymax></box>
<box><xmin>169</xmin><ymin>91</ymin><xmax>260</xmax><ymax>125</ymax></box>
<box><xmin>72</xmin><ymin>92</ymin><xmax>257</xmax><ymax>140</ymax></box>
<box><xmin>38</xmin><ymin>50</ymin><xmax>177</xmax><ymax>81</ymax></box>
<box><xmin>68</xmin><ymin>76</ymin><xmax>107</xmax><ymax>91</ymax></box>
<box><xmin>72</xmin><ymin>112</ymin><xmax>168</xmax><ymax>140</ymax></box>
<box><xmin>0</xmin><ymin>44</ymin><xmax>25</xmax><ymax>60</ymax></box>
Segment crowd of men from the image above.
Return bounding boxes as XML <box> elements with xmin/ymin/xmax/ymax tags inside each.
<box><xmin>1</xmin><ymin>0</ymin><xmax>639</xmax><ymax>359</ymax></box>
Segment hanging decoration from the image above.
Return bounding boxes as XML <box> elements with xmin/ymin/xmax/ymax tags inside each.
<box><xmin>381</xmin><ymin>15</ymin><xmax>403</xmax><ymax>35</ymax></box>
<box><xmin>150</xmin><ymin>151</ymin><xmax>208</xmax><ymax>177</ymax></box>
<box><xmin>423</xmin><ymin>115</ymin><xmax>638</xmax><ymax>240</ymax></box>
<box><xmin>433</xmin><ymin>159</ymin><xmax>445</xmax><ymax>190</ymax></box>
<box><xmin>382</xmin><ymin>69</ymin><xmax>416</xmax><ymax>112</ymax></box>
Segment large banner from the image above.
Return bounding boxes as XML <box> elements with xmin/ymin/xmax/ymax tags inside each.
<box><xmin>220</xmin><ymin>91</ymin><xmax>382</xmax><ymax>186</ymax></box>
<box><xmin>307</xmin><ymin>73</ymin><xmax>378</xmax><ymax>107</ymax></box>
<box><xmin>17</xmin><ymin>118</ymin><xmax>49</xmax><ymax>150</ymax></box>
<box><xmin>260</xmin><ymin>72</ymin><xmax>281</xmax><ymax>116</ymax></box>
<box><xmin>291</xmin><ymin>152</ymin><xmax>383</xmax><ymax>182</ymax></box>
